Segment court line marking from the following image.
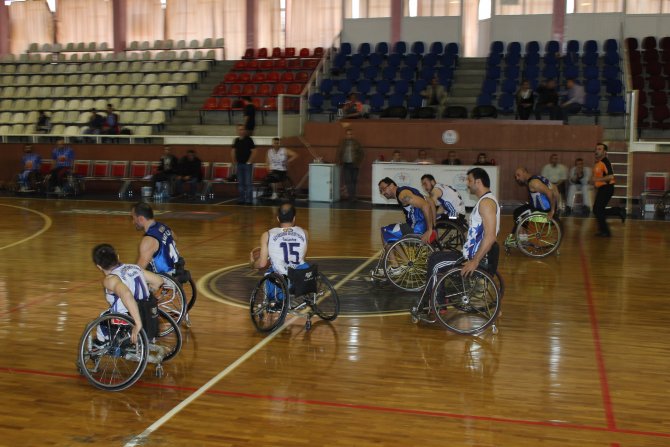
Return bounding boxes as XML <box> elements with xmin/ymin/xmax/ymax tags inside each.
<box><xmin>2</xmin><ymin>365</ymin><xmax>669</xmax><ymax>442</ymax></box>
<box><xmin>123</xmin><ymin>253</ymin><xmax>380</xmax><ymax>447</ymax></box>
<box><xmin>0</xmin><ymin>204</ymin><xmax>52</xmax><ymax>251</ymax></box>
<box><xmin>579</xmin><ymin>241</ymin><xmax>617</xmax><ymax>432</ymax></box>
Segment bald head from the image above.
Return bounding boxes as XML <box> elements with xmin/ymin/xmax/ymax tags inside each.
<box><xmin>514</xmin><ymin>167</ymin><xmax>530</xmax><ymax>186</ymax></box>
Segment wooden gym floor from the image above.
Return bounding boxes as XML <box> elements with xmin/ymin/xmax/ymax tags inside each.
<box><xmin>0</xmin><ymin>197</ymin><xmax>668</xmax><ymax>447</ymax></box>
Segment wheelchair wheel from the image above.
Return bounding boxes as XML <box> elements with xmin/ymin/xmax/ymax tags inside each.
<box><xmin>250</xmin><ymin>273</ymin><xmax>289</xmax><ymax>333</ymax></box>
<box><xmin>77</xmin><ymin>313</ymin><xmax>149</xmax><ymax>391</ymax></box>
<box><xmin>311</xmin><ymin>272</ymin><xmax>339</xmax><ymax>321</ymax></box>
<box><xmin>655</xmin><ymin>191</ymin><xmax>670</xmax><ymax>217</ymax></box>
<box><xmin>384</xmin><ymin>236</ymin><xmax>435</xmax><ymax>292</ymax></box>
<box><xmin>157</xmin><ymin>274</ymin><xmax>187</xmax><ymax>326</ymax></box>
<box><xmin>153</xmin><ymin>309</ymin><xmax>182</xmax><ymax>363</ymax></box>
<box><xmin>182</xmin><ymin>276</ymin><xmax>197</xmax><ymax>311</ymax></box>
<box><xmin>436</xmin><ymin>220</ymin><xmax>467</xmax><ymax>252</ymax></box>
<box><xmin>431</xmin><ymin>267</ymin><xmax>501</xmax><ymax>335</ymax></box>
<box><xmin>515</xmin><ymin>212</ymin><xmax>562</xmax><ymax>258</ymax></box>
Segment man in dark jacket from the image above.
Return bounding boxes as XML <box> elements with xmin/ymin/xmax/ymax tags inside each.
<box><xmin>175</xmin><ymin>149</ymin><xmax>203</xmax><ymax>198</ymax></box>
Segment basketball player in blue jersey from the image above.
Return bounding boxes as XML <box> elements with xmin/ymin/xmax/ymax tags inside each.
<box><xmin>92</xmin><ymin>243</ymin><xmax>166</xmax><ymax>346</ymax></box>
<box><xmin>131</xmin><ymin>202</ymin><xmax>180</xmax><ymax>275</ymax></box>
<box><xmin>420</xmin><ymin>174</ymin><xmax>466</xmax><ymax>221</ymax></box>
<box><xmin>506</xmin><ymin>167</ymin><xmax>558</xmax><ymax>246</ymax></box>
<box><xmin>17</xmin><ymin>145</ymin><xmax>41</xmax><ymax>191</ymax></box>
<box><xmin>378</xmin><ymin>177</ymin><xmax>436</xmax><ymax>246</ymax></box>
<box><xmin>425</xmin><ymin>167</ymin><xmax>500</xmax><ymax>284</ymax></box>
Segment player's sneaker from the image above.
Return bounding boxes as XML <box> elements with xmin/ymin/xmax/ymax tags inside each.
<box><xmin>504</xmin><ymin>234</ymin><xmax>517</xmax><ymax>248</ymax></box>
<box><xmin>270</xmin><ymin>193</ymin><xmax>279</xmax><ymax>200</ymax></box>
<box><xmin>90</xmin><ymin>338</ymin><xmax>107</xmax><ymax>355</ymax></box>
<box><xmin>370</xmin><ymin>268</ymin><xmax>386</xmax><ymax>279</ymax></box>
<box><xmin>387</xmin><ymin>265</ymin><xmax>407</xmax><ymax>277</ymax></box>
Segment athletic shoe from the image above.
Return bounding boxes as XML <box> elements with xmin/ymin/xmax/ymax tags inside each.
<box><xmin>270</xmin><ymin>193</ymin><xmax>278</xmax><ymax>200</ymax></box>
<box><xmin>387</xmin><ymin>265</ymin><xmax>407</xmax><ymax>277</ymax></box>
<box><xmin>504</xmin><ymin>234</ymin><xmax>517</xmax><ymax>247</ymax></box>
<box><xmin>370</xmin><ymin>268</ymin><xmax>386</xmax><ymax>279</ymax></box>
<box><xmin>90</xmin><ymin>338</ymin><xmax>107</xmax><ymax>355</ymax></box>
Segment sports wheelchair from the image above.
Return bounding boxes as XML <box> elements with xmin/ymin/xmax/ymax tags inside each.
<box><xmin>370</xmin><ymin>234</ymin><xmax>436</xmax><ymax>292</ymax></box>
<box><xmin>410</xmin><ymin>251</ymin><xmax>504</xmax><ymax>335</ymax></box>
<box><xmin>154</xmin><ymin>258</ymin><xmax>197</xmax><ymax>328</ymax></box>
<box><xmin>504</xmin><ymin>210</ymin><xmax>562</xmax><ymax>258</ymax></box>
<box><xmin>77</xmin><ymin>308</ymin><xmax>182</xmax><ymax>391</ymax></box>
<box><xmin>9</xmin><ymin>171</ymin><xmax>44</xmax><ymax>194</ymax></box>
<box><xmin>435</xmin><ymin>215</ymin><xmax>468</xmax><ymax>252</ymax></box>
<box><xmin>258</xmin><ymin>172</ymin><xmax>296</xmax><ymax>202</ymax></box>
<box><xmin>42</xmin><ymin>170</ymin><xmax>84</xmax><ymax>197</ymax></box>
<box><xmin>250</xmin><ymin>264</ymin><xmax>340</xmax><ymax>333</ymax></box>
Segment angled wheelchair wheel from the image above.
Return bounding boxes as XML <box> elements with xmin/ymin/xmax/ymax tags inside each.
<box><xmin>431</xmin><ymin>268</ymin><xmax>501</xmax><ymax>335</ymax></box>
<box><xmin>157</xmin><ymin>274</ymin><xmax>187</xmax><ymax>326</ymax></box>
<box><xmin>153</xmin><ymin>309</ymin><xmax>182</xmax><ymax>363</ymax></box>
<box><xmin>311</xmin><ymin>272</ymin><xmax>339</xmax><ymax>321</ymax></box>
<box><xmin>182</xmin><ymin>276</ymin><xmax>197</xmax><ymax>311</ymax></box>
<box><xmin>77</xmin><ymin>313</ymin><xmax>149</xmax><ymax>391</ymax></box>
<box><xmin>250</xmin><ymin>273</ymin><xmax>289</xmax><ymax>333</ymax></box>
<box><xmin>384</xmin><ymin>236</ymin><xmax>435</xmax><ymax>292</ymax></box>
<box><xmin>515</xmin><ymin>212</ymin><xmax>562</xmax><ymax>258</ymax></box>
<box><xmin>436</xmin><ymin>220</ymin><xmax>467</xmax><ymax>252</ymax></box>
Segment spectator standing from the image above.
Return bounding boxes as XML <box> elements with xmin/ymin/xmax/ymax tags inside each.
<box><xmin>336</xmin><ymin>128</ymin><xmax>364</xmax><ymax>202</ymax></box>
<box><xmin>266</xmin><ymin>137</ymin><xmax>298</xmax><ymax>200</ymax></box>
<box><xmin>152</xmin><ymin>146</ymin><xmax>178</xmax><ymax>196</ymax></box>
<box><xmin>232</xmin><ymin>125</ymin><xmax>256</xmax><ymax>205</ymax></box>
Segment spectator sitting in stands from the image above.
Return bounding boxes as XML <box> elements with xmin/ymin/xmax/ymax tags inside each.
<box><xmin>415</xmin><ymin>149</ymin><xmax>434</xmax><ymax>164</ymax></box>
<box><xmin>342</xmin><ymin>93</ymin><xmax>364</xmax><ymax>119</ymax></box>
<box><xmin>102</xmin><ymin>104</ymin><xmax>120</xmax><ymax>135</ymax></box>
<box><xmin>174</xmin><ymin>149</ymin><xmax>203</xmax><ymax>198</ymax></box>
<box><xmin>152</xmin><ymin>146</ymin><xmax>178</xmax><ymax>196</ymax></box>
<box><xmin>36</xmin><ymin>110</ymin><xmax>51</xmax><ymax>134</ymax></box>
<box><xmin>515</xmin><ymin>80</ymin><xmax>535</xmax><ymax>120</ymax></box>
<box><xmin>390</xmin><ymin>150</ymin><xmax>406</xmax><ymax>163</ymax></box>
<box><xmin>83</xmin><ymin>108</ymin><xmax>105</xmax><ymax>136</ymax></box>
<box><xmin>534</xmin><ymin>79</ymin><xmax>560</xmax><ymax>121</ymax></box>
<box><xmin>441</xmin><ymin>150</ymin><xmax>461</xmax><ymax>165</ymax></box>
<box><xmin>541</xmin><ymin>153</ymin><xmax>568</xmax><ymax>210</ymax></box>
<box><xmin>474</xmin><ymin>152</ymin><xmax>494</xmax><ymax>166</ymax></box>
<box><xmin>559</xmin><ymin>78</ymin><xmax>585</xmax><ymax>124</ymax></box>
<box><xmin>420</xmin><ymin>76</ymin><xmax>448</xmax><ymax>118</ymax></box>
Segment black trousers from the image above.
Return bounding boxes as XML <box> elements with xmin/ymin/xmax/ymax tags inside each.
<box><xmin>342</xmin><ymin>163</ymin><xmax>359</xmax><ymax>200</ymax></box>
<box><xmin>593</xmin><ymin>184</ymin><xmax>621</xmax><ymax>235</ymax></box>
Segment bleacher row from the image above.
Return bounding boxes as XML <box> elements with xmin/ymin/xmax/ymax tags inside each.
<box><xmin>309</xmin><ymin>41</ymin><xmax>460</xmax><ymax>119</ymax></box>
<box><xmin>481</xmin><ymin>38</ymin><xmax>625</xmax><ymax>119</ymax></box>
<box><xmin>0</xmin><ymin>58</ymin><xmax>213</xmax><ymax>137</ymax></box>
<box><xmin>34</xmin><ymin>158</ymin><xmax>268</xmax><ymax>199</ymax></box>
<box><xmin>627</xmin><ymin>36</ymin><xmax>670</xmax><ymax>128</ymax></box>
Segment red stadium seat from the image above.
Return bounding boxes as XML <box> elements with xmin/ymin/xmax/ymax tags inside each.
<box><xmin>256</xmin><ymin>84</ymin><xmax>271</xmax><ymax>96</ymax></box>
<box><xmin>266</xmin><ymin>71</ymin><xmax>280</xmax><ymax>83</ymax></box>
<box><xmin>202</xmin><ymin>97</ymin><xmax>218</xmax><ymax>110</ymax></box>
<box><xmin>299</xmin><ymin>48</ymin><xmax>310</xmax><ymax>57</ymax></box>
<box><xmin>242</xmin><ymin>48</ymin><xmax>255</xmax><ymax>59</ymax></box>
<box><xmin>284</xmin><ymin>47</ymin><xmax>296</xmax><ymax>58</ymax></box>
<box><xmin>313</xmin><ymin>47</ymin><xmax>324</xmax><ymax>58</ymax></box>
<box><xmin>272</xmin><ymin>47</ymin><xmax>282</xmax><ymax>58</ymax></box>
<box><xmin>259</xmin><ymin>59</ymin><xmax>273</xmax><ymax>71</ymax></box>
<box><xmin>257</xmin><ymin>47</ymin><xmax>268</xmax><ymax>58</ymax></box>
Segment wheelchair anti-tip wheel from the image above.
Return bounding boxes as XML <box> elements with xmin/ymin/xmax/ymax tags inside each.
<box><xmin>384</xmin><ymin>236</ymin><xmax>435</xmax><ymax>292</ymax></box>
<box><xmin>250</xmin><ymin>273</ymin><xmax>289</xmax><ymax>333</ymax></box>
<box><xmin>157</xmin><ymin>273</ymin><xmax>187</xmax><ymax>326</ymax></box>
<box><xmin>515</xmin><ymin>212</ymin><xmax>562</xmax><ymax>258</ymax></box>
<box><xmin>77</xmin><ymin>313</ymin><xmax>149</xmax><ymax>392</ymax></box>
<box><xmin>431</xmin><ymin>267</ymin><xmax>501</xmax><ymax>335</ymax></box>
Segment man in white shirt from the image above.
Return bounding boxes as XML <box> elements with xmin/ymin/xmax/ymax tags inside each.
<box><xmin>541</xmin><ymin>153</ymin><xmax>568</xmax><ymax>210</ymax></box>
<box><xmin>266</xmin><ymin>137</ymin><xmax>298</xmax><ymax>200</ymax></box>
<box><xmin>566</xmin><ymin>157</ymin><xmax>593</xmax><ymax>216</ymax></box>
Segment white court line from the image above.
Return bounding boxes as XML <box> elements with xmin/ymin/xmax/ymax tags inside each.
<box><xmin>124</xmin><ymin>251</ymin><xmax>381</xmax><ymax>447</ymax></box>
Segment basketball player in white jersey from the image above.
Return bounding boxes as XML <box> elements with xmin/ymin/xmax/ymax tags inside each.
<box><xmin>426</xmin><ymin>167</ymin><xmax>500</xmax><ymax>280</ymax></box>
<box><xmin>92</xmin><ymin>243</ymin><xmax>166</xmax><ymax>345</ymax></box>
<box><xmin>420</xmin><ymin>173</ymin><xmax>466</xmax><ymax>221</ymax></box>
<box><xmin>266</xmin><ymin>138</ymin><xmax>298</xmax><ymax>200</ymax></box>
<box><xmin>250</xmin><ymin>203</ymin><xmax>309</xmax><ymax>274</ymax></box>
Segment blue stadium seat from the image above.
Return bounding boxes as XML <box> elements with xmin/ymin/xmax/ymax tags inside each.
<box><xmin>545</xmin><ymin>40</ymin><xmax>560</xmax><ymax>54</ymax></box>
<box><xmin>582</xmin><ymin>94</ymin><xmax>601</xmax><ymax>115</ymax></box>
<box><xmin>445</xmin><ymin>42</ymin><xmax>459</xmax><ymax>56</ymax></box>
<box><xmin>604</xmin><ymin>52</ymin><xmax>620</xmax><ymax>66</ymax></box>
<box><xmin>490</xmin><ymin>41</ymin><xmax>504</xmax><ymax>54</ymax></box>
<box><xmin>497</xmin><ymin>93</ymin><xmax>515</xmax><ymax>114</ymax></box>
<box><xmin>505</xmin><ymin>52</ymin><xmax>521</xmax><ymax>66</ymax></box>
<box><xmin>407</xmin><ymin>94</ymin><xmax>423</xmax><ymax>111</ymax></box>
<box><xmin>350</xmin><ymin>53</ymin><xmax>365</xmax><ymax>67</ymax></box>
<box><xmin>436</xmin><ymin>66</ymin><xmax>454</xmax><ymax>80</ymax></box>
<box><xmin>387</xmin><ymin>53</ymin><xmax>402</xmax><ymax>68</ymax></box>
<box><xmin>563</xmin><ymin>65</ymin><xmax>579</xmax><ymax>80</ymax></box>
<box><xmin>477</xmin><ymin>93</ymin><xmax>493</xmax><ymax>106</ymax></box>
<box><xmin>487</xmin><ymin>53</ymin><xmax>502</xmax><ymax>66</ymax></box>
<box><xmin>356</xmin><ymin>79</ymin><xmax>372</xmax><ymax>96</ymax></box>
<box><xmin>420</xmin><ymin>67</ymin><xmax>436</xmax><ymax>81</ymax></box>
<box><xmin>581</xmin><ymin>52</ymin><xmax>598</xmax><ymax>66</ymax></box>
<box><xmin>542</xmin><ymin>65</ymin><xmax>558</xmax><ymax>80</ymax></box>
<box><xmin>524</xmin><ymin>52</ymin><xmax>540</xmax><ymax>66</ymax></box>
<box><xmin>543</xmin><ymin>53</ymin><xmax>558</xmax><ymax>66</ymax></box>
<box><xmin>429</xmin><ymin>41</ymin><xmax>444</xmax><ymax>55</ymax></box>
<box><xmin>368</xmin><ymin>52</ymin><xmax>383</xmax><ymax>67</ymax></box>
<box><xmin>585</xmin><ymin>79</ymin><xmax>601</xmax><ymax>95</ymax></box>
<box><xmin>504</xmin><ymin>65</ymin><xmax>520</xmax><ymax>80</ymax></box>
<box><xmin>399</xmin><ymin>66</ymin><xmax>415</xmax><ymax>82</ymax></box>
<box><xmin>375</xmin><ymin>79</ymin><xmax>391</xmax><ymax>96</ymax></box>
<box><xmin>486</xmin><ymin>66</ymin><xmax>501</xmax><ymax>80</ymax></box>
<box><xmin>602</xmin><ymin>65</ymin><xmax>620</xmax><ymax>81</ymax></box>
<box><xmin>411</xmin><ymin>41</ymin><xmax>425</xmax><ymax>55</ymax></box>
<box><xmin>319</xmin><ymin>79</ymin><xmax>333</xmax><ymax>96</ymax></box>
<box><xmin>583</xmin><ymin>40</ymin><xmax>598</xmax><ymax>54</ymax></box>
<box><xmin>413</xmin><ymin>79</ymin><xmax>428</xmax><ymax>94</ymax></box>
<box><xmin>501</xmin><ymin>78</ymin><xmax>517</xmax><ymax>94</ymax></box>
<box><xmin>482</xmin><ymin>78</ymin><xmax>498</xmax><ymax>95</ymax></box>
<box><xmin>328</xmin><ymin>93</ymin><xmax>346</xmax><ymax>113</ymax></box>
<box><xmin>340</xmin><ymin>42</ymin><xmax>352</xmax><ymax>55</ymax></box>
<box><xmin>422</xmin><ymin>53</ymin><xmax>438</xmax><ymax>68</ymax></box>
<box><xmin>332</xmin><ymin>53</ymin><xmax>347</xmax><ymax>71</ymax></box>
<box><xmin>358</xmin><ymin>42</ymin><xmax>371</xmax><ymax>56</ymax></box>
<box><xmin>525</xmin><ymin>41</ymin><xmax>540</xmax><ymax>54</ymax></box>
<box><xmin>441</xmin><ymin>53</ymin><xmax>457</xmax><ymax>67</ymax></box>
<box><xmin>363</xmin><ymin>66</ymin><xmax>379</xmax><ymax>80</ymax></box>
<box><xmin>523</xmin><ymin>65</ymin><xmax>540</xmax><ymax>81</ymax></box>
<box><xmin>382</xmin><ymin>66</ymin><xmax>396</xmax><ymax>81</ymax></box>
<box><xmin>566</xmin><ymin>40</ymin><xmax>580</xmax><ymax>55</ymax></box>
<box><xmin>393</xmin><ymin>41</ymin><xmax>407</xmax><ymax>55</ymax></box>
<box><xmin>404</xmin><ymin>53</ymin><xmax>419</xmax><ymax>69</ymax></box>
<box><xmin>387</xmin><ymin>94</ymin><xmax>405</xmax><ymax>108</ymax></box>
<box><xmin>308</xmin><ymin>93</ymin><xmax>324</xmax><ymax>114</ymax></box>
<box><xmin>507</xmin><ymin>42</ymin><xmax>521</xmax><ymax>54</ymax></box>
<box><xmin>604</xmin><ymin>39</ymin><xmax>618</xmax><ymax>53</ymax></box>
<box><xmin>393</xmin><ymin>80</ymin><xmax>409</xmax><ymax>96</ymax></box>
<box><xmin>369</xmin><ymin>93</ymin><xmax>385</xmax><ymax>113</ymax></box>
<box><xmin>607</xmin><ymin>96</ymin><xmax>625</xmax><ymax>114</ymax></box>
<box><xmin>336</xmin><ymin>79</ymin><xmax>352</xmax><ymax>95</ymax></box>
<box><xmin>375</xmin><ymin>42</ymin><xmax>389</xmax><ymax>56</ymax></box>
<box><xmin>345</xmin><ymin>66</ymin><xmax>361</xmax><ymax>82</ymax></box>
<box><xmin>606</xmin><ymin>79</ymin><xmax>623</xmax><ymax>96</ymax></box>
<box><xmin>583</xmin><ymin>65</ymin><xmax>599</xmax><ymax>80</ymax></box>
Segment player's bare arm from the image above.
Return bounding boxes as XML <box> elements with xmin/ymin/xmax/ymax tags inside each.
<box><xmin>104</xmin><ymin>275</ymin><xmax>143</xmax><ymax>343</ymax></box>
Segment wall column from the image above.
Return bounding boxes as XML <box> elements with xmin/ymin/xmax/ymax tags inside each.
<box><xmin>247</xmin><ymin>0</ymin><xmax>255</xmax><ymax>51</ymax></box>
<box><xmin>0</xmin><ymin>2</ymin><xmax>10</xmax><ymax>56</ymax></box>
<box><xmin>112</xmin><ymin>0</ymin><xmax>127</xmax><ymax>53</ymax></box>
<box><xmin>390</xmin><ymin>0</ymin><xmax>402</xmax><ymax>46</ymax></box>
<box><xmin>551</xmin><ymin>0</ymin><xmax>566</xmax><ymax>47</ymax></box>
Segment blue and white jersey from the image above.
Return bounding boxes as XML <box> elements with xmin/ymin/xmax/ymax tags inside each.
<box><xmin>145</xmin><ymin>221</ymin><xmax>179</xmax><ymax>274</ymax></box>
<box><xmin>463</xmin><ymin>192</ymin><xmax>500</xmax><ymax>260</ymax></box>
<box><xmin>434</xmin><ymin>183</ymin><xmax>466</xmax><ymax>218</ymax></box>
<box><xmin>396</xmin><ymin>186</ymin><xmax>428</xmax><ymax>232</ymax></box>
<box><xmin>268</xmin><ymin>226</ymin><xmax>308</xmax><ymax>275</ymax></box>
<box><xmin>52</xmin><ymin>146</ymin><xmax>74</xmax><ymax>168</ymax></box>
<box><xmin>104</xmin><ymin>264</ymin><xmax>152</xmax><ymax>313</ymax></box>
<box><xmin>22</xmin><ymin>153</ymin><xmax>42</xmax><ymax>172</ymax></box>
<box><xmin>528</xmin><ymin>175</ymin><xmax>552</xmax><ymax>211</ymax></box>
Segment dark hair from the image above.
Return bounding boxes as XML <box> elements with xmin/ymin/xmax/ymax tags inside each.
<box><xmin>575</xmin><ymin>157</ymin><xmax>583</xmax><ymax>162</ymax></box>
<box><xmin>131</xmin><ymin>202</ymin><xmax>154</xmax><ymax>219</ymax></box>
<box><xmin>378</xmin><ymin>177</ymin><xmax>397</xmax><ymax>187</ymax></box>
<box><xmin>93</xmin><ymin>243</ymin><xmax>119</xmax><ymax>269</ymax></box>
<box><xmin>421</xmin><ymin>174</ymin><xmax>436</xmax><ymax>182</ymax></box>
<box><xmin>597</xmin><ymin>142</ymin><xmax>608</xmax><ymax>151</ymax></box>
<box><xmin>242</xmin><ymin>96</ymin><xmax>252</xmax><ymax>102</ymax></box>
<box><xmin>477</xmin><ymin>152</ymin><xmax>487</xmax><ymax>158</ymax></box>
<box><xmin>467</xmin><ymin>167</ymin><xmax>491</xmax><ymax>188</ymax></box>
<box><xmin>187</xmin><ymin>149</ymin><xmax>196</xmax><ymax>154</ymax></box>
<box><xmin>278</xmin><ymin>203</ymin><xmax>296</xmax><ymax>223</ymax></box>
